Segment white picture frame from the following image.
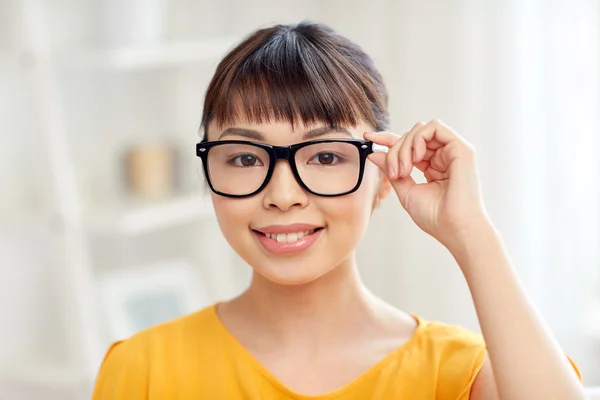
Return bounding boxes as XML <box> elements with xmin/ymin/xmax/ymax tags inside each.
<box><xmin>98</xmin><ymin>259</ymin><xmax>209</xmax><ymax>341</ymax></box>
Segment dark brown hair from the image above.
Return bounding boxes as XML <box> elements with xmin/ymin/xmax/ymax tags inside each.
<box><xmin>200</xmin><ymin>21</ymin><xmax>389</xmax><ymax>139</ymax></box>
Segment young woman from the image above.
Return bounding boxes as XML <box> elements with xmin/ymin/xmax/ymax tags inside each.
<box><xmin>93</xmin><ymin>21</ymin><xmax>583</xmax><ymax>399</ymax></box>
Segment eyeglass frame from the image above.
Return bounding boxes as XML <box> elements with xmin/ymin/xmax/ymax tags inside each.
<box><xmin>195</xmin><ymin>138</ymin><xmax>381</xmax><ymax>198</ymax></box>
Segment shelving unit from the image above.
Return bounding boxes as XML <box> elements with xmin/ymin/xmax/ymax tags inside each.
<box><xmin>86</xmin><ymin>193</ymin><xmax>214</xmax><ymax>236</ymax></box>
<box><xmin>4</xmin><ymin>1</ymin><xmax>233</xmax><ymax>395</ymax></box>
<box><xmin>2</xmin><ymin>194</ymin><xmax>213</xmax><ymax>235</ymax></box>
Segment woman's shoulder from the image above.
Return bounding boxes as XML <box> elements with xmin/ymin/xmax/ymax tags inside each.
<box><xmin>408</xmin><ymin>315</ymin><xmax>487</xmax><ymax>398</ymax></box>
<box><xmin>110</xmin><ymin>302</ymin><xmax>221</xmax><ymax>356</ymax></box>
<box><xmin>92</xmin><ymin>304</ymin><xmax>221</xmax><ymax>399</ymax></box>
<box><xmin>413</xmin><ymin>315</ymin><xmax>485</xmax><ymax>350</ymax></box>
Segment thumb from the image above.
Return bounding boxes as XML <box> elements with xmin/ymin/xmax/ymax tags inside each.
<box><xmin>367</xmin><ymin>153</ymin><xmax>416</xmax><ymax>209</ymax></box>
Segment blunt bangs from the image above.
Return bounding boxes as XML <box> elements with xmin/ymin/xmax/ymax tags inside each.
<box><xmin>201</xmin><ymin>21</ymin><xmax>389</xmax><ymax>138</ymax></box>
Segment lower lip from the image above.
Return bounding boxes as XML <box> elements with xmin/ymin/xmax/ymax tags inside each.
<box><xmin>253</xmin><ymin>229</ymin><xmax>323</xmax><ymax>255</ymax></box>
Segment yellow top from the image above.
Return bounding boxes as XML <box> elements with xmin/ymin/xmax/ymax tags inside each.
<box><xmin>92</xmin><ymin>303</ymin><xmax>577</xmax><ymax>400</ymax></box>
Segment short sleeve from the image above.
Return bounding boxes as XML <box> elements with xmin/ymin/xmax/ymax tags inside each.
<box><xmin>453</xmin><ymin>345</ymin><xmax>487</xmax><ymax>400</ymax></box>
<box><xmin>92</xmin><ymin>340</ymin><xmax>148</xmax><ymax>400</ymax></box>
<box><xmin>424</xmin><ymin>322</ymin><xmax>487</xmax><ymax>400</ymax></box>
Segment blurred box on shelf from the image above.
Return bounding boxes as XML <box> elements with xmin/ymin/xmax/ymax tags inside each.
<box><xmin>122</xmin><ymin>141</ymin><xmax>179</xmax><ymax>200</ymax></box>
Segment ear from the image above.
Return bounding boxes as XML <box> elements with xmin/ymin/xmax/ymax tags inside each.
<box><xmin>372</xmin><ymin>173</ymin><xmax>393</xmax><ymax>211</ymax></box>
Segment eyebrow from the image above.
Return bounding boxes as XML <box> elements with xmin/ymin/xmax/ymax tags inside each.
<box><xmin>218</xmin><ymin>126</ymin><xmax>353</xmax><ymax>140</ymax></box>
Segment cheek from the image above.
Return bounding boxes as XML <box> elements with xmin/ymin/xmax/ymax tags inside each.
<box><xmin>323</xmin><ymin>174</ymin><xmax>378</xmax><ymax>235</ymax></box>
<box><xmin>211</xmin><ymin>195</ymin><xmax>256</xmax><ymax>241</ymax></box>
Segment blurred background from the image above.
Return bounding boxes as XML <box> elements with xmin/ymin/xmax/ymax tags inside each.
<box><xmin>0</xmin><ymin>0</ymin><xmax>599</xmax><ymax>398</ymax></box>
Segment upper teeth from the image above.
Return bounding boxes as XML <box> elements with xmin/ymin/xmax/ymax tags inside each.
<box><xmin>265</xmin><ymin>230</ymin><xmax>315</xmax><ymax>243</ymax></box>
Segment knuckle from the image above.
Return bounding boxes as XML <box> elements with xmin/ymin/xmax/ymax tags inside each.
<box><xmin>463</xmin><ymin>143</ymin><xmax>477</xmax><ymax>159</ymax></box>
<box><xmin>392</xmin><ymin>137</ymin><xmax>405</xmax><ymax>150</ymax></box>
<box><xmin>468</xmin><ymin>144</ymin><xmax>477</xmax><ymax>156</ymax></box>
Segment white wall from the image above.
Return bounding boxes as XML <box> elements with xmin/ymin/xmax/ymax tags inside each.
<box><xmin>0</xmin><ymin>1</ymin><xmax>598</xmax><ymax>397</ymax></box>
<box><xmin>325</xmin><ymin>0</ymin><xmax>600</xmax><ymax>381</ymax></box>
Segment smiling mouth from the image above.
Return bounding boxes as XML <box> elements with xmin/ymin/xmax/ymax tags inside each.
<box><xmin>253</xmin><ymin>228</ymin><xmax>324</xmax><ymax>244</ymax></box>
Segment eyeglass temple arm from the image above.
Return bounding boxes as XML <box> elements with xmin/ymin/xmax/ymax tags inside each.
<box><xmin>371</xmin><ymin>143</ymin><xmax>389</xmax><ymax>153</ymax></box>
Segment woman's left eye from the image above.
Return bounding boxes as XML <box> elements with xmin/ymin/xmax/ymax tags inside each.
<box><xmin>309</xmin><ymin>152</ymin><xmax>340</xmax><ymax>165</ymax></box>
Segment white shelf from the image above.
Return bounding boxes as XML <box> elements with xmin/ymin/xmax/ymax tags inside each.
<box><xmin>86</xmin><ymin>193</ymin><xmax>214</xmax><ymax>235</ymax></box>
<box><xmin>0</xmin><ymin>194</ymin><xmax>214</xmax><ymax>236</ymax></box>
<box><xmin>57</xmin><ymin>37</ymin><xmax>239</xmax><ymax>70</ymax></box>
<box><xmin>0</xmin><ymin>211</ymin><xmax>52</xmax><ymax>233</ymax></box>
<box><xmin>1</xmin><ymin>362</ymin><xmax>90</xmax><ymax>392</ymax></box>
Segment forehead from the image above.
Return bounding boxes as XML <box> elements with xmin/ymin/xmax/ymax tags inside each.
<box><xmin>206</xmin><ymin>119</ymin><xmax>371</xmax><ymax>144</ymax></box>
<box><xmin>204</xmin><ymin>91</ymin><xmax>376</xmax><ymax>141</ymax></box>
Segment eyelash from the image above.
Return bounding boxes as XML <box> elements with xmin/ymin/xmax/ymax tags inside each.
<box><xmin>307</xmin><ymin>152</ymin><xmax>345</xmax><ymax>165</ymax></box>
<box><xmin>228</xmin><ymin>154</ymin><xmax>264</xmax><ymax>167</ymax></box>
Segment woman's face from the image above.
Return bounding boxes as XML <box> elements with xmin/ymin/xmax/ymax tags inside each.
<box><xmin>206</xmin><ymin>119</ymin><xmax>389</xmax><ymax>285</ymax></box>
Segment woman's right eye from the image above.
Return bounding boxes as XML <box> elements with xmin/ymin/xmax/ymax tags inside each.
<box><xmin>230</xmin><ymin>154</ymin><xmax>263</xmax><ymax>167</ymax></box>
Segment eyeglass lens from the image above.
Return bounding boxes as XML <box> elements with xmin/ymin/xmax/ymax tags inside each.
<box><xmin>206</xmin><ymin>142</ymin><xmax>362</xmax><ymax>196</ymax></box>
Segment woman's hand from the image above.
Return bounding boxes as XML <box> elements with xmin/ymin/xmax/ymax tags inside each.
<box><xmin>364</xmin><ymin>119</ymin><xmax>491</xmax><ymax>252</ymax></box>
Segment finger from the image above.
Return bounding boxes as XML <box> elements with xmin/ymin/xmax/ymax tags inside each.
<box><xmin>367</xmin><ymin>134</ymin><xmax>411</xmax><ymax>179</ymax></box>
<box><xmin>366</xmin><ymin>152</ymin><xmax>388</xmax><ymax>175</ymax></box>
<box><xmin>416</xmin><ymin>119</ymin><xmax>465</xmax><ymax>146</ymax></box>
<box><xmin>408</xmin><ymin>119</ymin><xmax>470</xmax><ymax>176</ymax></box>
<box><xmin>366</xmin><ymin>152</ymin><xmax>418</xmax><ymax>209</ymax></box>
<box><xmin>386</xmin><ymin>122</ymin><xmax>424</xmax><ymax>179</ymax></box>
<box><xmin>392</xmin><ymin>174</ymin><xmax>418</xmax><ymax>210</ymax></box>
<box><xmin>385</xmin><ymin>132</ymin><xmax>410</xmax><ymax>178</ymax></box>
<box><xmin>365</xmin><ymin>136</ymin><xmax>408</xmax><ymax>178</ymax></box>
<box><xmin>414</xmin><ymin>160</ymin><xmax>448</xmax><ymax>182</ymax></box>
<box><xmin>423</xmin><ymin>166</ymin><xmax>447</xmax><ymax>182</ymax></box>
<box><xmin>412</xmin><ymin>134</ymin><xmax>444</xmax><ymax>162</ymax></box>
<box><xmin>412</xmin><ymin>133</ymin><xmax>427</xmax><ymax>164</ymax></box>
<box><xmin>411</xmin><ymin>148</ymin><xmax>437</xmax><ymax>175</ymax></box>
<box><xmin>409</xmin><ymin>122</ymin><xmax>455</xmax><ymax>171</ymax></box>
<box><xmin>363</xmin><ymin>131</ymin><xmax>404</xmax><ymax>178</ymax></box>
<box><xmin>429</xmin><ymin>147</ymin><xmax>449</xmax><ymax>173</ymax></box>
<box><xmin>397</xmin><ymin>124</ymin><xmax>423</xmax><ymax>178</ymax></box>
<box><xmin>362</xmin><ymin>131</ymin><xmax>402</xmax><ymax>148</ymax></box>
<box><xmin>422</xmin><ymin>148</ymin><xmax>436</xmax><ymax>162</ymax></box>
<box><xmin>429</xmin><ymin>140</ymin><xmax>471</xmax><ymax>174</ymax></box>
<box><xmin>413</xmin><ymin>160</ymin><xmax>430</xmax><ymax>174</ymax></box>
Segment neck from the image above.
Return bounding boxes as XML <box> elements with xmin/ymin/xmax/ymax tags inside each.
<box><xmin>229</xmin><ymin>256</ymin><xmax>385</xmax><ymax>347</ymax></box>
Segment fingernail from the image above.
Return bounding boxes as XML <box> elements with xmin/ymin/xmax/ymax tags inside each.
<box><xmin>388</xmin><ymin>164</ymin><xmax>396</xmax><ymax>178</ymax></box>
<box><xmin>398</xmin><ymin>161</ymin><xmax>405</xmax><ymax>177</ymax></box>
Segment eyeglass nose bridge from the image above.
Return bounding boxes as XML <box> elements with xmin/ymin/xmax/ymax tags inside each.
<box><xmin>262</xmin><ymin>145</ymin><xmax>308</xmax><ymax>198</ymax></box>
<box><xmin>271</xmin><ymin>145</ymin><xmax>294</xmax><ymax>162</ymax></box>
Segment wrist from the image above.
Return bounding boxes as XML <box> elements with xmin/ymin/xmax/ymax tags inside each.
<box><xmin>444</xmin><ymin>216</ymin><xmax>501</xmax><ymax>263</ymax></box>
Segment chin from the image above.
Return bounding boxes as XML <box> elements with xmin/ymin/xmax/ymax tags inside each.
<box><xmin>253</xmin><ymin>262</ymin><xmax>332</xmax><ymax>286</ymax></box>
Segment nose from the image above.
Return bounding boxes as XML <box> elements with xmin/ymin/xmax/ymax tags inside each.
<box><xmin>262</xmin><ymin>160</ymin><xmax>309</xmax><ymax>211</ymax></box>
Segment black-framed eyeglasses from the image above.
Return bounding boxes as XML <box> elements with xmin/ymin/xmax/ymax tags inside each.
<box><xmin>195</xmin><ymin>139</ymin><xmax>379</xmax><ymax>198</ymax></box>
